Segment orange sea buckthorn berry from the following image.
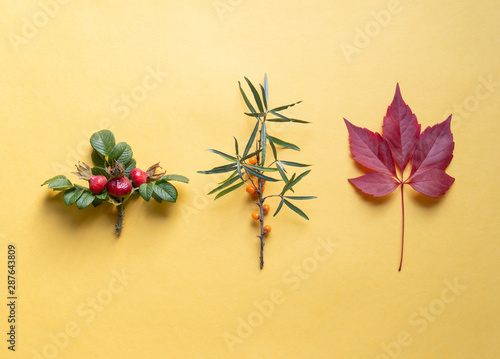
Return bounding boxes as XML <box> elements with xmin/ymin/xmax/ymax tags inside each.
<box><xmin>246</xmin><ymin>185</ymin><xmax>256</xmax><ymax>195</ymax></box>
<box><xmin>262</xmin><ymin>204</ymin><xmax>270</xmax><ymax>215</ymax></box>
<box><xmin>251</xmin><ymin>212</ymin><xmax>260</xmax><ymax>220</ymax></box>
<box><xmin>263</xmin><ymin>225</ymin><xmax>271</xmax><ymax>234</ymax></box>
<box><xmin>248</xmin><ymin>156</ymin><xmax>258</xmax><ymax>165</ymax></box>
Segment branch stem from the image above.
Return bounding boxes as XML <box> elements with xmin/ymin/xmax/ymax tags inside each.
<box><xmin>115</xmin><ymin>203</ymin><xmax>125</xmax><ymax>235</ymax></box>
<box><xmin>398</xmin><ymin>184</ymin><xmax>405</xmax><ymax>271</ymax></box>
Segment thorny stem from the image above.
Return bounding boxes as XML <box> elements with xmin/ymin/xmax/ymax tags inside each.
<box><xmin>115</xmin><ymin>203</ymin><xmax>125</xmax><ymax>236</ymax></box>
<box><xmin>399</xmin><ymin>184</ymin><xmax>405</xmax><ymax>271</ymax></box>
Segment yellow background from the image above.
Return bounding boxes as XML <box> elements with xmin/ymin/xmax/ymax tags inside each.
<box><xmin>1</xmin><ymin>1</ymin><xmax>499</xmax><ymax>358</ymax></box>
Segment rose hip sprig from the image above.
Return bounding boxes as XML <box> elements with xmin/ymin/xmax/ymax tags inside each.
<box><xmin>198</xmin><ymin>75</ymin><xmax>316</xmax><ymax>269</ymax></box>
<box><xmin>42</xmin><ymin>130</ymin><xmax>189</xmax><ymax>235</ymax></box>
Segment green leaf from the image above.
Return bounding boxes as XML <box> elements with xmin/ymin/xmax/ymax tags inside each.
<box><xmin>152</xmin><ymin>192</ymin><xmax>163</xmax><ymax>203</ymax></box>
<box><xmin>139</xmin><ymin>182</ymin><xmax>154</xmax><ymax>201</ymax></box>
<box><xmin>124</xmin><ymin>158</ymin><xmax>136</xmax><ymax>177</ymax></box>
<box><xmin>92</xmin><ymin>167</ymin><xmax>109</xmax><ymax>178</ymax></box>
<box><xmin>236</xmin><ymin>159</ymin><xmax>243</xmax><ymax>179</ymax></box>
<box><xmin>280</xmin><ymin>160</ymin><xmax>311</xmax><ymax>167</ymax></box>
<box><xmin>238</xmin><ymin>81</ymin><xmax>256</xmax><ymax>114</ymax></box>
<box><xmin>198</xmin><ymin>163</ymin><xmax>237</xmax><ymax>174</ymax></box>
<box><xmin>280</xmin><ymin>173</ymin><xmax>296</xmax><ymax>195</ymax></box>
<box><xmin>244</xmin><ymin>77</ymin><xmax>264</xmax><ymax>113</ymax></box>
<box><xmin>276</xmin><ymin>162</ymin><xmax>289</xmax><ymax>182</ymax></box>
<box><xmin>214</xmin><ymin>181</ymin><xmax>244</xmax><ymax>200</ymax></box>
<box><xmin>268</xmin><ymin>138</ymin><xmax>278</xmax><ymax>160</ymax></box>
<box><xmin>76</xmin><ymin>191</ymin><xmax>96</xmax><ymax>210</ymax></box>
<box><xmin>261</xmin><ymin>122</ymin><xmax>267</xmax><ymax>165</ymax></box>
<box><xmin>206</xmin><ymin>149</ymin><xmax>236</xmax><ymax>162</ymax></box>
<box><xmin>244</xmin><ymin>166</ymin><xmax>279</xmax><ymax>182</ymax></box>
<box><xmin>96</xmin><ymin>191</ymin><xmax>107</xmax><ymax>200</ymax></box>
<box><xmin>219</xmin><ymin>170</ymin><xmax>238</xmax><ymax>183</ymax></box>
<box><xmin>153</xmin><ymin>181</ymin><xmax>177</xmax><ymax>202</ymax></box>
<box><xmin>42</xmin><ymin>175</ymin><xmax>68</xmax><ymax>186</ymax></box>
<box><xmin>92</xmin><ymin>149</ymin><xmax>105</xmax><ymax>167</ymax></box>
<box><xmin>161</xmin><ymin>174</ymin><xmax>189</xmax><ymax>183</ymax></box>
<box><xmin>270</xmin><ymin>101</ymin><xmax>302</xmax><ymax>112</ymax></box>
<box><xmin>283</xmin><ymin>199</ymin><xmax>309</xmax><ymax>220</ymax></box>
<box><xmin>267</xmin><ymin>134</ymin><xmax>300</xmax><ymax>151</ymax></box>
<box><xmin>208</xmin><ymin>175</ymin><xmax>241</xmax><ymax>195</ymax></box>
<box><xmin>92</xmin><ymin>198</ymin><xmax>104</xmax><ymax>207</ymax></box>
<box><xmin>234</xmin><ymin>136</ymin><xmax>239</xmax><ymax>156</ymax></box>
<box><xmin>268</xmin><ymin>111</ymin><xmax>309</xmax><ymax>124</ymax></box>
<box><xmin>273</xmin><ymin>197</ymin><xmax>285</xmax><ymax>217</ymax></box>
<box><xmin>264</xmin><ymin>74</ymin><xmax>269</xmax><ymax>109</ymax></box>
<box><xmin>245</xmin><ymin>164</ymin><xmax>277</xmax><ymax>172</ymax></box>
<box><xmin>90</xmin><ymin>130</ymin><xmax>115</xmax><ymax>156</ymax></box>
<box><xmin>289</xmin><ymin>170</ymin><xmax>311</xmax><ymax>189</ymax></box>
<box><xmin>243</xmin><ymin>121</ymin><xmax>259</xmax><ymax>157</ymax></box>
<box><xmin>63</xmin><ymin>188</ymin><xmax>84</xmax><ymax>206</ymax></box>
<box><xmin>240</xmin><ymin>149</ymin><xmax>262</xmax><ymax>161</ymax></box>
<box><xmin>284</xmin><ymin>196</ymin><xmax>317</xmax><ymax>200</ymax></box>
<box><xmin>244</xmin><ymin>112</ymin><xmax>267</xmax><ymax>117</ymax></box>
<box><xmin>48</xmin><ymin>178</ymin><xmax>73</xmax><ymax>191</ymax></box>
<box><xmin>260</xmin><ymin>84</ymin><xmax>267</xmax><ymax>111</ymax></box>
<box><xmin>108</xmin><ymin>142</ymin><xmax>133</xmax><ymax>166</ymax></box>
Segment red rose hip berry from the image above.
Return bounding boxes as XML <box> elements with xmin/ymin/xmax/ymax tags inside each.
<box><xmin>130</xmin><ymin>168</ymin><xmax>149</xmax><ymax>187</ymax></box>
<box><xmin>106</xmin><ymin>176</ymin><xmax>133</xmax><ymax>198</ymax></box>
<box><xmin>89</xmin><ymin>175</ymin><xmax>107</xmax><ymax>194</ymax></box>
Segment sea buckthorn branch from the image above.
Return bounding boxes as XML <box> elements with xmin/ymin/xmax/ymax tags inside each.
<box><xmin>198</xmin><ymin>75</ymin><xmax>316</xmax><ymax>269</ymax></box>
<box><xmin>42</xmin><ymin>130</ymin><xmax>189</xmax><ymax>235</ymax></box>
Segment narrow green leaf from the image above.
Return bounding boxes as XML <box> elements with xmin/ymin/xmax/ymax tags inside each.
<box><xmin>124</xmin><ymin>158</ymin><xmax>136</xmax><ymax>177</ymax></box>
<box><xmin>273</xmin><ymin>197</ymin><xmax>285</xmax><ymax>217</ymax></box>
<box><xmin>281</xmin><ymin>173</ymin><xmax>296</xmax><ymax>195</ymax></box>
<box><xmin>76</xmin><ymin>191</ymin><xmax>96</xmax><ymax>210</ymax></box>
<box><xmin>266</xmin><ymin>134</ymin><xmax>300</xmax><ymax>151</ymax></box>
<box><xmin>48</xmin><ymin>178</ymin><xmax>73</xmax><ymax>191</ymax></box>
<box><xmin>289</xmin><ymin>170</ymin><xmax>311</xmax><ymax>189</ymax></box>
<box><xmin>283</xmin><ymin>199</ymin><xmax>309</xmax><ymax>220</ymax></box>
<box><xmin>234</xmin><ymin>136</ymin><xmax>239</xmax><ymax>156</ymax></box>
<box><xmin>244</xmin><ymin>166</ymin><xmax>279</xmax><ymax>182</ymax></box>
<box><xmin>244</xmin><ymin>77</ymin><xmax>264</xmax><ymax>113</ymax></box>
<box><xmin>261</xmin><ymin>122</ymin><xmax>267</xmax><ymax>165</ymax></box>
<box><xmin>244</xmin><ymin>112</ymin><xmax>267</xmax><ymax>117</ymax></box>
<box><xmin>245</xmin><ymin>164</ymin><xmax>277</xmax><ymax>172</ymax></box>
<box><xmin>243</xmin><ymin>121</ymin><xmax>259</xmax><ymax>157</ymax></box>
<box><xmin>208</xmin><ymin>175</ymin><xmax>241</xmax><ymax>195</ymax></box>
<box><xmin>161</xmin><ymin>174</ymin><xmax>189</xmax><ymax>184</ymax></box>
<box><xmin>276</xmin><ymin>162</ymin><xmax>289</xmax><ymax>182</ymax></box>
<box><xmin>153</xmin><ymin>181</ymin><xmax>177</xmax><ymax>202</ymax></box>
<box><xmin>240</xmin><ymin>149</ymin><xmax>262</xmax><ymax>161</ymax></box>
<box><xmin>264</xmin><ymin>73</ymin><xmax>269</xmax><ymax>108</ymax></box>
<box><xmin>284</xmin><ymin>196</ymin><xmax>317</xmax><ymax>200</ymax></box>
<box><xmin>206</xmin><ymin>149</ymin><xmax>236</xmax><ymax>162</ymax></box>
<box><xmin>219</xmin><ymin>170</ymin><xmax>238</xmax><ymax>184</ymax></box>
<box><xmin>270</xmin><ymin>101</ymin><xmax>302</xmax><ymax>112</ymax></box>
<box><xmin>42</xmin><ymin>175</ymin><xmax>68</xmax><ymax>186</ymax></box>
<box><xmin>268</xmin><ymin>137</ymin><xmax>278</xmax><ymax>160</ymax></box>
<box><xmin>280</xmin><ymin>160</ymin><xmax>311</xmax><ymax>167</ymax></box>
<box><xmin>290</xmin><ymin>119</ymin><xmax>310</xmax><ymax>124</ymax></box>
<box><xmin>238</xmin><ymin>81</ymin><xmax>256</xmax><ymax>114</ymax></box>
<box><xmin>139</xmin><ymin>182</ymin><xmax>154</xmax><ymax>201</ymax></box>
<box><xmin>108</xmin><ymin>142</ymin><xmax>133</xmax><ymax>166</ymax></box>
<box><xmin>90</xmin><ymin>130</ymin><xmax>115</xmax><ymax>156</ymax></box>
<box><xmin>92</xmin><ymin>167</ymin><xmax>109</xmax><ymax>178</ymax></box>
<box><xmin>198</xmin><ymin>163</ymin><xmax>237</xmax><ymax>174</ymax></box>
<box><xmin>260</xmin><ymin>84</ymin><xmax>267</xmax><ymax>110</ymax></box>
<box><xmin>214</xmin><ymin>181</ymin><xmax>244</xmax><ymax>200</ymax></box>
<box><xmin>92</xmin><ymin>149</ymin><xmax>105</xmax><ymax>167</ymax></box>
<box><xmin>63</xmin><ymin>188</ymin><xmax>84</xmax><ymax>206</ymax></box>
